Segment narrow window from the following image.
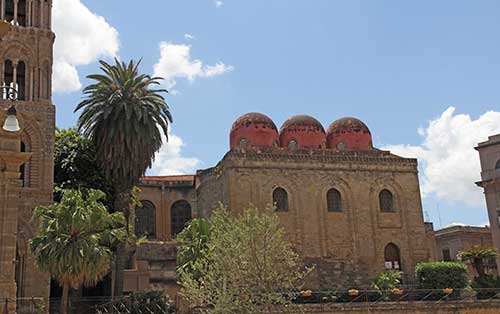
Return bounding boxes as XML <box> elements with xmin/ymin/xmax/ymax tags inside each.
<box><xmin>135</xmin><ymin>201</ymin><xmax>156</xmax><ymax>240</ymax></box>
<box><xmin>327</xmin><ymin>188</ymin><xmax>342</xmax><ymax>212</ymax></box>
<box><xmin>379</xmin><ymin>189</ymin><xmax>394</xmax><ymax>212</ymax></box>
<box><xmin>273</xmin><ymin>187</ymin><xmax>288</xmax><ymax>212</ymax></box>
<box><xmin>239</xmin><ymin>137</ymin><xmax>248</xmax><ymax>148</ymax></box>
<box><xmin>495</xmin><ymin>159</ymin><xmax>500</xmax><ymax>170</ymax></box>
<box><xmin>18</xmin><ymin>0</ymin><xmax>27</xmax><ymax>26</ymax></box>
<box><xmin>384</xmin><ymin>243</ymin><xmax>402</xmax><ymax>270</ymax></box>
<box><xmin>20</xmin><ymin>141</ymin><xmax>27</xmax><ymax>187</ymax></box>
<box><xmin>17</xmin><ymin>61</ymin><xmax>26</xmax><ymax>100</ymax></box>
<box><xmin>442</xmin><ymin>248</ymin><xmax>452</xmax><ymax>262</ymax></box>
<box><xmin>171</xmin><ymin>200</ymin><xmax>192</xmax><ymax>237</ymax></box>
<box><xmin>5</xmin><ymin>0</ymin><xmax>14</xmax><ymax>23</ymax></box>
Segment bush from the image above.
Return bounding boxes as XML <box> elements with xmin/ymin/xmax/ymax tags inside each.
<box><xmin>128</xmin><ymin>290</ymin><xmax>175</xmax><ymax>314</ymax></box>
<box><xmin>372</xmin><ymin>270</ymin><xmax>402</xmax><ymax>300</ymax></box>
<box><xmin>415</xmin><ymin>262</ymin><xmax>467</xmax><ymax>289</ymax></box>
<box><xmin>471</xmin><ymin>275</ymin><xmax>500</xmax><ymax>300</ymax></box>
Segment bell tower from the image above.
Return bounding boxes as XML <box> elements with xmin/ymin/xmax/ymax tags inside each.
<box><xmin>0</xmin><ymin>0</ymin><xmax>54</xmax><ymax>311</ymax></box>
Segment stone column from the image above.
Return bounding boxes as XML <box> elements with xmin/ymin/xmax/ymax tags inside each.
<box><xmin>0</xmin><ymin>127</ymin><xmax>32</xmax><ymax>314</ymax></box>
<box><xmin>1</xmin><ymin>0</ymin><xmax>5</xmax><ymax>20</ymax></box>
<box><xmin>27</xmin><ymin>0</ymin><xmax>32</xmax><ymax>27</ymax></box>
<box><xmin>13</xmin><ymin>0</ymin><xmax>18</xmax><ymax>24</ymax></box>
<box><xmin>39</xmin><ymin>0</ymin><xmax>43</xmax><ymax>29</ymax></box>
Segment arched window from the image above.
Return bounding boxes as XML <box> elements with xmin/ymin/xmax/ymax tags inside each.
<box><xmin>379</xmin><ymin>189</ymin><xmax>394</xmax><ymax>212</ymax></box>
<box><xmin>135</xmin><ymin>201</ymin><xmax>156</xmax><ymax>240</ymax></box>
<box><xmin>496</xmin><ymin>159</ymin><xmax>500</xmax><ymax>170</ymax></box>
<box><xmin>273</xmin><ymin>187</ymin><xmax>288</xmax><ymax>212</ymax></box>
<box><xmin>239</xmin><ymin>137</ymin><xmax>248</xmax><ymax>148</ymax></box>
<box><xmin>171</xmin><ymin>200</ymin><xmax>192</xmax><ymax>237</ymax></box>
<box><xmin>327</xmin><ymin>188</ymin><xmax>342</xmax><ymax>212</ymax></box>
<box><xmin>288</xmin><ymin>139</ymin><xmax>298</xmax><ymax>149</ymax></box>
<box><xmin>384</xmin><ymin>243</ymin><xmax>402</xmax><ymax>270</ymax></box>
<box><xmin>17</xmin><ymin>61</ymin><xmax>26</xmax><ymax>100</ymax></box>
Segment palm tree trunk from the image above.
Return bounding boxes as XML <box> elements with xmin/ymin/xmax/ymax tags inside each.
<box><xmin>475</xmin><ymin>258</ymin><xmax>486</xmax><ymax>278</ymax></box>
<box><xmin>113</xmin><ymin>191</ymin><xmax>131</xmax><ymax>298</ymax></box>
<box><xmin>60</xmin><ymin>283</ymin><xmax>70</xmax><ymax>314</ymax></box>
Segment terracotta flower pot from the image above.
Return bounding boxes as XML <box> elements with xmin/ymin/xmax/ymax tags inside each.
<box><xmin>443</xmin><ymin>288</ymin><xmax>454</xmax><ymax>295</ymax></box>
<box><xmin>348</xmin><ymin>289</ymin><xmax>359</xmax><ymax>296</ymax></box>
<box><xmin>300</xmin><ymin>290</ymin><xmax>313</xmax><ymax>297</ymax></box>
<box><xmin>392</xmin><ymin>289</ymin><xmax>404</xmax><ymax>295</ymax></box>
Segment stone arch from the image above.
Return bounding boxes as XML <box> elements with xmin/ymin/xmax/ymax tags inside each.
<box><xmin>1</xmin><ymin>41</ymin><xmax>35</xmax><ymax>63</ymax></box>
<box><xmin>18</xmin><ymin>112</ymin><xmax>43</xmax><ymax>188</ymax></box>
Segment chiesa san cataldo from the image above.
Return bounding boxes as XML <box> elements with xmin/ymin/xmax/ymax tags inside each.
<box><xmin>135</xmin><ymin>113</ymin><xmax>435</xmax><ymax>291</ymax></box>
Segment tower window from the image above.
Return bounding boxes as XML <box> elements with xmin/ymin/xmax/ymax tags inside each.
<box><xmin>288</xmin><ymin>139</ymin><xmax>298</xmax><ymax>149</ymax></box>
<box><xmin>17</xmin><ymin>61</ymin><xmax>26</xmax><ymax>100</ymax></box>
<box><xmin>5</xmin><ymin>0</ymin><xmax>14</xmax><ymax>23</ymax></box>
<box><xmin>273</xmin><ymin>187</ymin><xmax>288</xmax><ymax>212</ymax></box>
<box><xmin>18</xmin><ymin>0</ymin><xmax>27</xmax><ymax>26</ymax></box>
<box><xmin>135</xmin><ymin>201</ymin><xmax>156</xmax><ymax>240</ymax></box>
<box><xmin>327</xmin><ymin>188</ymin><xmax>342</xmax><ymax>212</ymax></box>
<box><xmin>239</xmin><ymin>137</ymin><xmax>248</xmax><ymax>148</ymax></box>
<box><xmin>171</xmin><ymin>200</ymin><xmax>192</xmax><ymax>238</ymax></box>
<box><xmin>379</xmin><ymin>189</ymin><xmax>394</xmax><ymax>212</ymax></box>
<box><xmin>495</xmin><ymin>159</ymin><xmax>500</xmax><ymax>170</ymax></box>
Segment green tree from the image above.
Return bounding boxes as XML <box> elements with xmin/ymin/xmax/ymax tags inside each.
<box><xmin>75</xmin><ymin>58</ymin><xmax>172</xmax><ymax>297</ymax></box>
<box><xmin>54</xmin><ymin>128</ymin><xmax>113</xmax><ymax>203</ymax></box>
<box><xmin>178</xmin><ymin>205</ymin><xmax>307</xmax><ymax>314</ymax></box>
<box><xmin>176</xmin><ymin>218</ymin><xmax>211</xmax><ymax>279</ymax></box>
<box><xmin>30</xmin><ymin>189</ymin><xmax>125</xmax><ymax>314</ymax></box>
<box><xmin>458</xmin><ymin>247</ymin><xmax>498</xmax><ymax>278</ymax></box>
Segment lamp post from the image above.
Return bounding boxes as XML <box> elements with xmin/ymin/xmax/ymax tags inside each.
<box><xmin>0</xmin><ymin>87</ymin><xmax>20</xmax><ymax>132</ymax></box>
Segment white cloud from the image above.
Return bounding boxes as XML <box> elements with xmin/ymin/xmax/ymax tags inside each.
<box><xmin>149</xmin><ymin>128</ymin><xmax>201</xmax><ymax>175</ymax></box>
<box><xmin>153</xmin><ymin>42</ymin><xmax>234</xmax><ymax>91</ymax></box>
<box><xmin>383</xmin><ymin>107</ymin><xmax>500</xmax><ymax>208</ymax></box>
<box><xmin>184</xmin><ymin>33</ymin><xmax>196</xmax><ymax>41</ymax></box>
<box><xmin>52</xmin><ymin>0</ymin><xmax>119</xmax><ymax>93</ymax></box>
<box><xmin>214</xmin><ymin>1</ymin><xmax>223</xmax><ymax>8</ymax></box>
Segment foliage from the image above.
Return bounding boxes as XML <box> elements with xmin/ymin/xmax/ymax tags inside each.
<box><xmin>415</xmin><ymin>262</ymin><xmax>468</xmax><ymax>289</ymax></box>
<box><xmin>176</xmin><ymin>218</ymin><xmax>211</xmax><ymax>279</ymax></box>
<box><xmin>458</xmin><ymin>247</ymin><xmax>498</xmax><ymax>278</ymax></box>
<box><xmin>178</xmin><ymin>205</ymin><xmax>308</xmax><ymax>314</ymax></box>
<box><xmin>54</xmin><ymin>128</ymin><xmax>113</xmax><ymax>203</ymax></box>
<box><xmin>128</xmin><ymin>290</ymin><xmax>176</xmax><ymax>314</ymax></box>
<box><xmin>30</xmin><ymin>189</ymin><xmax>125</xmax><ymax>314</ymax></box>
<box><xmin>75</xmin><ymin>58</ymin><xmax>172</xmax><ymax>194</ymax></box>
<box><xmin>372</xmin><ymin>270</ymin><xmax>402</xmax><ymax>300</ymax></box>
<box><xmin>75</xmin><ymin>58</ymin><xmax>172</xmax><ymax>297</ymax></box>
<box><xmin>471</xmin><ymin>275</ymin><xmax>500</xmax><ymax>299</ymax></box>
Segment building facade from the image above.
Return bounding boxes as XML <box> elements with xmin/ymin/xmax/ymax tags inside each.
<box><xmin>0</xmin><ymin>1</ymin><xmax>55</xmax><ymax>312</ymax></box>
<box><xmin>434</xmin><ymin>225</ymin><xmax>497</xmax><ymax>278</ymax></box>
<box><xmin>134</xmin><ymin>113</ymin><xmax>432</xmax><ymax>290</ymax></box>
<box><xmin>476</xmin><ymin>134</ymin><xmax>500</xmax><ymax>275</ymax></box>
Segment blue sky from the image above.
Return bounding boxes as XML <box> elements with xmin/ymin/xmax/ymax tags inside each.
<box><xmin>52</xmin><ymin>0</ymin><xmax>500</xmax><ymax>228</ymax></box>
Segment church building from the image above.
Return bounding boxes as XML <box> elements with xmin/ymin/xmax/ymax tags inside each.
<box><xmin>135</xmin><ymin>113</ymin><xmax>433</xmax><ymax>289</ymax></box>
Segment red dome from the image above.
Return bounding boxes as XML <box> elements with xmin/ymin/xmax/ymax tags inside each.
<box><xmin>326</xmin><ymin>117</ymin><xmax>373</xmax><ymax>151</ymax></box>
<box><xmin>230</xmin><ymin>112</ymin><xmax>279</xmax><ymax>150</ymax></box>
<box><xmin>279</xmin><ymin>115</ymin><xmax>326</xmax><ymax>149</ymax></box>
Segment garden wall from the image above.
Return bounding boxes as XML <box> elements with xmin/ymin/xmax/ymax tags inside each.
<box><xmin>303</xmin><ymin>301</ymin><xmax>500</xmax><ymax>314</ymax></box>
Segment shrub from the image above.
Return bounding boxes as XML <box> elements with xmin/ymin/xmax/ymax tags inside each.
<box><xmin>471</xmin><ymin>275</ymin><xmax>500</xmax><ymax>300</ymax></box>
<box><xmin>372</xmin><ymin>270</ymin><xmax>402</xmax><ymax>300</ymax></box>
<box><xmin>415</xmin><ymin>262</ymin><xmax>467</xmax><ymax>289</ymax></box>
<box><xmin>129</xmin><ymin>290</ymin><xmax>175</xmax><ymax>314</ymax></box>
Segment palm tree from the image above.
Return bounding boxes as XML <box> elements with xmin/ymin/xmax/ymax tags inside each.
<box><xmin>458</xmin><ymin>247</ymin><xmax>498</xmax><ymax>278</ymax></box>
<box><xmin>176</xmin><ymin>218</ymin><xmax>211</xmax><ymax>279</ymax></box>
<box><xmin>75</xmin><ymin>59</ymin><xmax>172</xmax><ymax>297</ymax></box>
<box><xmin>31</xmin><ymin>189</ymin><xmax>125</xmax><ymax>314</ymax></box>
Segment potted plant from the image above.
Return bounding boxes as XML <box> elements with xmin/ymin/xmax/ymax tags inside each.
<box><xmin>348</xmin><ymin>289</ymin><xmax>359</xmax><ymax>296</ymax></box>
<box><xmin>391</xmin><ymin>288</ymin><xmax>404</xmax><ymax>296</ymax></box>
<box><xmin>300</xmin><ymin>290</ymin><xmax>313</xmax><ymax>297</ymax></box>
<box><xmin>443</xmin><ymin>288</ymin><xmax>454</xmax><ymax>295</ymax></box>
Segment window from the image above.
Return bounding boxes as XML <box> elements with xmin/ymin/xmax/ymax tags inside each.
<box><xmin>171</xmin><ymin>200</ymin><xmax>192</xmax><ymax>237</ymax></box>
<box><xmin>5</xmin><ymin>0</ymin><xmax>14</xmax><ymax>23</ymax></box>
<box><xmin>273</xmin><ymin>187</ymin><xmax>288</xmax><ymax>212</ymax></box>
<box><xmin>18</xmin><ymin>0</ymin><xmax>27</xmax><ymax>26</ymax></box>
<box><xmin>384</xmin><ymin>243</ymin><xmax>402</xmax><ymax>270</ymax></box>
<box><xmin>442</xmin><ymin>248</ymin><xmax>452</xmax><ymax>261</ymax></box>
<box><xmin>239</xmin><ymin>137</ymin><xmax>248</xmax><ymax>148</ymax></box>
<box><xmin>496</xmin><ymin>159</ymin><xmax>500</xmax><ymax>170</ymax></box>
<box><xmin>17</xmin><ymin>61</ymin><xmax>26</xmax><ymax>100</ymax></box>
<box><xmin>135</xmin><ymin>201</ymin><xmax>156</xmax><ymax>240</ymax></box>
<box><xmin>327</xmin><ymin>188</ymin><xmax>342</xmax><ymax>212</ymax></box>
<box><xmin>288</xmin><ymin>139</ymin><xmax>298</xmax><ymax>149</ymax></box>
<box><xmin>379</xmin><ymin>189</ymin><xmax>394</xmax><ymax>212</ymax></box>
<box><xmin>20</xmin><ymin>141</ymin><xmax>27</xmax><ymax>187</ymax></box>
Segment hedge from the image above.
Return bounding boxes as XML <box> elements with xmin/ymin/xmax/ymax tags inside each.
<box><xmin>415</xmin><ymin>261</ymin><xmax>468</xmax><ymax>289</ymax></box>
